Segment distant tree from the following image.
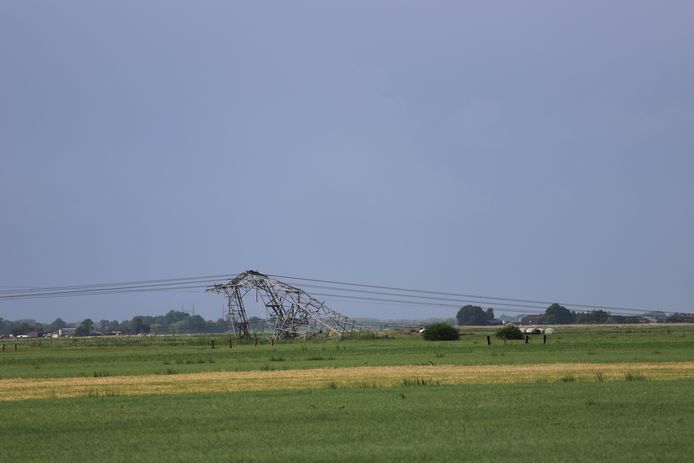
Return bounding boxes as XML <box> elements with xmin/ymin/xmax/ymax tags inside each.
<box><xmin>130</xmin><ymin>316</ymin><xmax>142</xmax><ymax>334</ymax></box>
<box><xmin>108</xmin><ymin>320</ymin><xmax>123</xmax><ymax>331</ymax></box>
<box><xmin>248</xmin><ymin>316</ymin><xmax>266</xmax><ymax>332</ymax></box>
<box><xmin>97</xmin><ymin>320</ymin><xmax>110</xmax><ymax>332</ymax></box>
<box><xmin>75</xmin><ymin>319</ymin><xmax>94</xmax><ymax>336</ymax></box>
<box><xmin>164</xmin><ymin>310</ymin><xmax>190</xmax><ymax>325</ymax></box>
<box><xmin>456</xmin><ymin>305</ymin><xmax>488</xmax><ymax>325</ymax></box>
<box><xmin>129</xmin><ymin>316</ymin><xmax>151</xmax><ymax>334</ymax></box>
<box><xmin>49</xmin><ymin>318</ymin><xmax>67</xmax><ymax>331</ymax></box>
<box><xmin>486</xmin><ymin>308</ymin><xmax>495</xmax><ymax>321</ymax></box>
<box><xmin>205</xmin><ymin>318</ymin><xmax>228</xmax><ymax>334</ymax></box>
<box><xmin>422</xmin><ymin>323</ymin><xmax>460</xmax><ymax>341</ymax></box>
<box><xmin>34</xmin><ymin>324</ymin><xmax>46</xmax><ymax>336</ymax></box>
<box><xmin>11</xmin><ymin>322</ymin><xmax>33</xmax><ymax>336</ymax></box>
<box><xmin>575</xmin><ymin>310</ymin><xmax>610</xmax><ymax>324</ymax></box>
<box><xmin>170</xmin><ymin>319</ymin><xmax>187</xmax><ymax>333</ymax></box>
<box><xmin>169</xmin><ymin>314</ymin><xmax>207</xmax><ymax>333</ymax></box>
<box><xmin>544</xmin><ymin>303</ymin><xmax>576</xmax><ymax>324</ymax></box>
<box><xmin>188</xmin><ymin>315</ymin><xmax>207</xmax><ymax>333</ymax></box>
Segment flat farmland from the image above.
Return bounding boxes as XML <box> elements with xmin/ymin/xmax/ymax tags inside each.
<box><xmin>1</xmin><ymin>325</ymin><xmax>693</xmax><ymax>462</ymax></box>
<box><xmin>2</xmin><ymin>324</ymin><xmax>693</xmax><ymax>379</ymax></box>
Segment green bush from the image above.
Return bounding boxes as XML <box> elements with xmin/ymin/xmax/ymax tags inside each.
<box><xmin>495</xmin><ymin>324</ymin><xmax>524</xmax><ymax>340</ymax></box>
<box><xmin>422</xmin><ymin>323</ymin><xmax>460</xmax><ymax>341</ymax></box>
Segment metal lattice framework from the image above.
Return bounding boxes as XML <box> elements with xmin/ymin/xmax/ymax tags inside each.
<box><xmin>206</xmin><ymin>270</ymin><xmax>382</xmax><ymax>340</ymax></box>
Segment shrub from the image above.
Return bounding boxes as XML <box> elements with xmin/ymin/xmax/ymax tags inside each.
<box><xmin>402</xmin><ymin>377</ymin><xmax>440</xmax><ymax>386</ymax></box>
<box><xmin>495</xmin><ymin>324</ymin><xmax>524</xmax><ymax>340</ymax></box>
<box><xmin>624</xmin><ymin>371</ymin><xmax>646</xmax><ymax>381</ymax></box>
<box><xmin>422</xmin><ymin>323</ymin><xmax>460</xmax><ymax>341</ymax></box>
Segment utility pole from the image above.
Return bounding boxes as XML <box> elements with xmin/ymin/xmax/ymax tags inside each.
<box><xmin>206</xmin><ymin>270</ymin><xmax>383</xmax><ymax>341</ymax></box>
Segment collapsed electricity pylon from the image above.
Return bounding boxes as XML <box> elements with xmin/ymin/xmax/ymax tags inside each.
<box><xmin>206</xmin><ymin>270</ymin><xmax>383</xmax><ymax>340</ymax></box>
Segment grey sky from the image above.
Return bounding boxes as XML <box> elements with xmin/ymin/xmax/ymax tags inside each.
<box><xmin>1</xmin><ymin>1</ymin><xmax>693</xmax><ymax>323</ymax></box>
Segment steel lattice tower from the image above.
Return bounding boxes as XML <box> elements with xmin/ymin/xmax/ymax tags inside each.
<box><xmin>206</xmin><ymin>270</ymin><xmax>382</xmax><ymax>340</ymax></box>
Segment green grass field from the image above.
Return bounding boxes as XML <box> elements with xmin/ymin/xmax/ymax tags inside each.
<box><xmin>1</xmin><ymin>325</ymin><xmax>693</xmax><ymax>462</ymax></box>
<box><xmin>2</xmin><ymin>324</ymin><xmax>693</xmax><ymax>379</ymax></box>
<box><xmin>2</xmin><ymin>382</ymin><xmax>693</xmax><ymax>462</ymax></box>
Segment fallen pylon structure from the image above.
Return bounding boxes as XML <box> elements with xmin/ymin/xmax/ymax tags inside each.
<box><xmin>206</xmin><ymin>270</ymin><xmax>383</xmax><ymax>340</ymax></box>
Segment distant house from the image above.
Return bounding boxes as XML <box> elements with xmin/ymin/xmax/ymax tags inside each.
<box><xmin>520</xmin><ymin>314</ymin><xmax>545</xmax><ymax>325</ymax></box>
<box><xmin>55</xmin><ymin>327</ymin><xmax>77</xmax><ymax>337</ymax></box>
<box><xmin>667</xmin><ymin>313</ymin><xmax>694</xmax><ymax>323</ymax></box>
<box><xmin>104</xmin><ymin>330</ymin><xmax>125</xmax><ymax>336</ymax></box>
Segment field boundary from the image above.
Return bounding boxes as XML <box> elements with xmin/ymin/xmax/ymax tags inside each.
<box><xmin>3</xmin><ymin>361</ymin><xmax>694</xmax><ymax>401</ymax></box>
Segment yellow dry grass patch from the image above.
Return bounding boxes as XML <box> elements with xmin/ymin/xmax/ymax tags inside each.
<box><xmin>3</xmin><ymin>362</ymin><xmax>694</xmax><ymax>401</ymax></box>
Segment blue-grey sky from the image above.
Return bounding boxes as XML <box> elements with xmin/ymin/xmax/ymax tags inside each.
<box><xmin>1</xmin><ymin>1</ymin><xmax>693</xmax><ymax>323</ymax></box>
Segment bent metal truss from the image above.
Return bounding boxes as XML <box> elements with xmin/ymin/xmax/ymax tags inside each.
<box><xmin>206</xmin><ymin>271</ymin><xmax>383</xmax><ymax>340</ymax></box>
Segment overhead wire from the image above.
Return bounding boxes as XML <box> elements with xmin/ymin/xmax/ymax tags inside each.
<box><xmin>271</xmin><ymin>274</ymin><xmax>682</xmax><ymax>315</ymax></box>
<box><xmin>0</xmin><ymin>271</ymin><xmax>686</xmax><ymax>316</ymax></box>
<box><xmin>0</xmin><ymin>273</ymin><xmax>237</xmax><ymax>296</ymax></box>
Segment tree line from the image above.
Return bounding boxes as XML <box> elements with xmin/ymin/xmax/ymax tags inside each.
<box><xmin>456</xmin><ymin>303</ymin><xmax>694</xmax><ymax>326</ymax></box>
<box><xmin>0</xmin><ymin>310</ymin><xmax>270</xmax><ymax>337</ymax></box>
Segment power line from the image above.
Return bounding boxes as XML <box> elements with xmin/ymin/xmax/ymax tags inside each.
<box><xmin>0</xmin><ymin>271</ymin><xmax>686</xmax><ymax>316</ymax></box>
<box><xmin>0</xmin><ymin>273</ymin><xmax>237</xmax><ymax>296</ymax></box>
<box><xmin>300</xmin><ymin>284</ymin><xmax>549</xmax><ymax>310</ymax></box>
<box><xmin>0</xmin><ymin>283</ymin><xmax>212</xmax><ymax>300</ymax></box>
<box><xmin>308</xmin><ymin>293</ymin><xmax>659</xmax><ymax>317</ymax></box>
<box><xmin>0</xmin><ymin>284</ymin><xmax>213</xmax><ymax>301</ymax></box>
<box><xmin>271</xmin><ymin>274</ymin><xmax>683</xmax><ymax>315</ymax></box>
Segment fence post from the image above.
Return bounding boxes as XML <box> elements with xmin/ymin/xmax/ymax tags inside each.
<box><xmin>543</xmin><ymin>335</ymin><xmax>547</xmax><ymax>344</ymax></box>
<box><xmin>228</xmin><ymin>338</ymin><xmax>233</xmax><ymax>349</ymax></box>
<box><xmin>524</xmin><ymin>335</ymin><xmax>529</xmax><ymax>344</ymax></box>
<box><xmin>254</xmin><ymin>337</ymin><xmax>258</xmax><ymax>346</ymax></box>
<box><xmin>486</xmin><ymin>335</ymin><xmax>491</xmax><ymax>346</ymax></box>
<box><xmin>211</xmin><ymin>339</ymin><xmax>215</xmax><ymax>349</ymax></box>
